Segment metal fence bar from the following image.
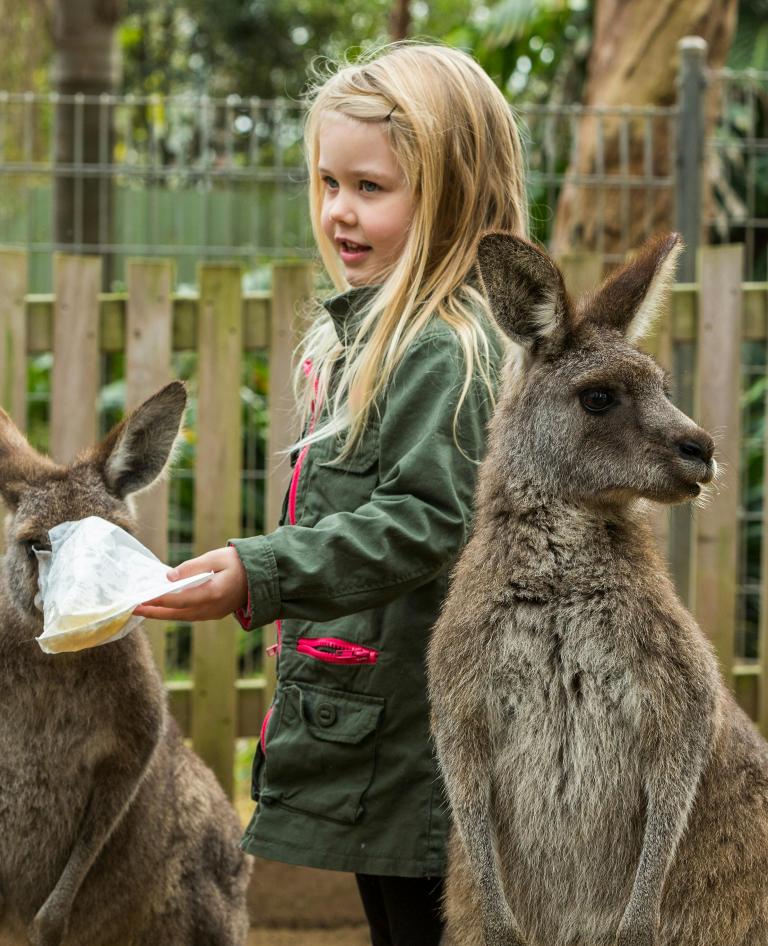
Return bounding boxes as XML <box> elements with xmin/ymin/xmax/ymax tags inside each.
<box><xmin>675</xmin><ymin>36</ymin><xmax>707</xmax><ymax>282</ymax></box>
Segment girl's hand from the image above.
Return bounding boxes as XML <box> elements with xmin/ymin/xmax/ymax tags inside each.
<box><xmin>133</xmin><ymin>546</ymin><xmax>248</xmax><ymax>622</ymax></box>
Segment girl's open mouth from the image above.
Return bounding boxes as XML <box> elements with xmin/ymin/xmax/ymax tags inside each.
<box><xmin>338</xmin><ymin>239</ymin><xmax>372</xmax><ymax>263</ymax></box>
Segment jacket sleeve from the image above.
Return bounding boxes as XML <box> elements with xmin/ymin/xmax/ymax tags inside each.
<box><xmin>229</xmin><ymin>330</ymin><xmax>500</xmax><ymax>629</ymax></box>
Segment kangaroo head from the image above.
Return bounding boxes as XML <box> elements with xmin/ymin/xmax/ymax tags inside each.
<box><xmin>477</xmin><ymin>232</ymin><xmax>715</xmax><ymax>508</ymax></box>
<box><xmin>0</xmin><ymin>381</ymin><xmax>187</xmax><ymax>623</ymax></box>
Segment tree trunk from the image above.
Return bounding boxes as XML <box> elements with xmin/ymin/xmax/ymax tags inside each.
<box><xmin>52</xmin><ymin>0</ymin><xmax>124</xmax><ymax>284</ymax></box>
<box><xmin>551</xmin><ymin>0</ymin><xmax>738</xmax><ymax>260</ymax></box>
<box><xmin>389</xmin><ymin>0</ymin><xmax>410</xmax><ymax>41</ymax></box>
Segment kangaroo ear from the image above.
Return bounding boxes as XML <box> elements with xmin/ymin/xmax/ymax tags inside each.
<box><xmin>91</xmin><ymin>381</ymin><xmax>187</xmax><ymax>499</ymax></box>
<box><xmin>0</xmin><ymin>409</ymin><xmax>58</xmax><ymax>508</ymax></box>
<box><xmin>584</xmin><ymin>233</ymin><xmax>683</xmax><ymax>342</ymax></box>
<box><xmin>476</xmin><ymin>232</ymin><xmax>571</xmax><ymax>351</ymax></box>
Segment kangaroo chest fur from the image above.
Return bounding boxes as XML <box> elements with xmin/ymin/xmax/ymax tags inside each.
<box><xmin>0</xmin><ymin>650</ymin><xmax>111</xmax><ymax>903</ymax></box>
<box><xmin>494</xmin><ymin>595</ymin><xmax>644</xmax><ymax>877</ymax></box>
<box><xmin>479</xmin><ymin>507</ymin><xmax>717</xmax><ymax>935</ymax></box>
<box><xmin>0</xmin><ymin>627</ymin><xmax>161</xmax><ymax>919</ymax></box>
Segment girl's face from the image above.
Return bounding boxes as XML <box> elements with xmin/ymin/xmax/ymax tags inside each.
<box><xmin>318</xmin><ymin>112</ymin><xmax>414</xmax><ymax>287</ymax></box>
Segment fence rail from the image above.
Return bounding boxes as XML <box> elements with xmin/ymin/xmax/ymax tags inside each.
<box><xmin>0</xmin><ymin>244</ymin><xmax>766</xmax><ymax>794</ymax></box>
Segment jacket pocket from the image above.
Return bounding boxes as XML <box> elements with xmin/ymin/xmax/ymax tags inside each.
<box><xmin>261</xmin><ymin>681</ymin><xmax>385</xmax><ymax>824</ymax></box>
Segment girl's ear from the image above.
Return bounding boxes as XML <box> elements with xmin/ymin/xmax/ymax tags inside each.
<box><xmin>476</xmin><ymin>232</ymin><xmax>571</xmax><ymax>351</ymax></box>
<box><xmin>582</xmin><ymin>233</ymin><xmax>683</xmax><ymax>343</ymax></box>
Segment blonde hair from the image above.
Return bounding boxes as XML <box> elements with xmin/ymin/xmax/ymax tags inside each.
<box><xmin>297</xmin><ymin>41</ymin><xmax>528</xmax><ymax>454</ymax></box>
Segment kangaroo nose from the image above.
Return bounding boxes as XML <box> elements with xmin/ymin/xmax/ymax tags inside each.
<box><xmin>678</xmin><ymin>436</ymin><xmax>714</xmax><ymax>464</ymax></box>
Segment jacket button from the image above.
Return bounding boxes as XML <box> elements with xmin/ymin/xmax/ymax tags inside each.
<box><xmin>316</xmin><ymin>702</ymin><xmax>337</xmax><ymax>727</ymax></box>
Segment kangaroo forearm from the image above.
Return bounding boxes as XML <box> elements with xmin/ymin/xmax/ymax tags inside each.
<box><xmin>452</xmin><ymin>802</ymin><xmax>524</xmax><ymax>945</ymax></box>
<box><xmin>38</xmin><ymin>743</ymin><xmax>158</xmax><ymax>929</ymax></box>
<box><xmin>622</xmin><ymin>719</ymin><xmax>712</xmax><ymax>931</ymax></box>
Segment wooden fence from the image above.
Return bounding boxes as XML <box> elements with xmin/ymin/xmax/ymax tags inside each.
<box><xmin>0</xmin><ymin>247</ymin><xmax>313</xmax><ymax>798</ymax></box>
<box><xmin>0</xmin><ymin>242</ymin><xmax>766</xmax><ymax>795</ymax></box>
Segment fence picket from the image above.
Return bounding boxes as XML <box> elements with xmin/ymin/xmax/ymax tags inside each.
<box><xmin>51</xmin><ymin>254</ymin><xmax>101</xmax><ymax>463</ymax></box>
<box><xmin>126</xmin><ymin>259</ymin><xmax>175</xmax><ymax>673</ymax></box>
<box><xmin>192</xmin><ymin>262</ymin><xmax>243</xmax><ymax>798</ymax></box>
<box><xmin>556</xmin><ymin>251</ymin><xmax>603</xmax><ymax>301</ymax></box>
<box><xmin>756</xmin><ymin>283</ymin><xmax>768</xmax><ymax>734</ymax></box>
<box><xmin>643</xmin><ymin>293</ymin><xmax>676</xmax><ymax>556</ymax></box>
<box><xmin>0</xmin><ymin>250</ymin><xmax>28</xmax><ymax>430</ymax></box>
<box><xmin>692</xmin><ymin>244</ymin><xmax>744</xmax><ymax>688</ymax></box>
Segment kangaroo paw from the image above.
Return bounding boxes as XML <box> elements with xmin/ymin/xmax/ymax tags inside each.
<box><xmin>29</xmin><ymin>905</ymin><xmax>69</xmax><ymax>946</ymax></box>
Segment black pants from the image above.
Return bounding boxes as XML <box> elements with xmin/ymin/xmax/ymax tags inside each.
<box><xmin>355</xmin><ymin>873</ymin><xmax>445</xmax><ymax>946</ymax></box>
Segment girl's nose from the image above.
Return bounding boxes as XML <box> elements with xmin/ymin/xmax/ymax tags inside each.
<box><xmin>329</xmin><ymin>195</ymin><xmax>356</xmax><ymax>225</ymax></box>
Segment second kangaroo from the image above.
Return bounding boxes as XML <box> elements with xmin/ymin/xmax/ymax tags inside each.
<box><xmin>429</xmin><ymin>233</ymin><xmax>768</xmax><ymax>946</ymax></box>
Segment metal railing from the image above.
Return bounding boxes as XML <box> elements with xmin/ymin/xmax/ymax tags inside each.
<box><xmin>0</xmin><ymin>40</ymin><xmax>765</xmax><ymax>287</ymax></box>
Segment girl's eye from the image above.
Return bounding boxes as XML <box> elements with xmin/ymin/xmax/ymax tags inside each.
<box><xmin>360</xmin><ymin>180</ymin><xmax>379</xmax><ymax>193</ymax></box>
<box><xmin>579</xmin><ymin>389</ymin><xmax>616</xmax><ymax>414</ymax></box>
<box><xmin>322</xmin><ymin>175</ymin><xmax>338</xmax><ymax>189</ymax></box>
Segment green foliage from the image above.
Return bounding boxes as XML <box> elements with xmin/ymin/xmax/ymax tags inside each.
<box><xmin>445</xmin><ymin>0</ymin><xmax>591</xmax><ymax>102</ymax></box>
<box><xmin>729</xmin><ymin>0</ymin><xmax>768</xmax><ymax>71</ymax></box>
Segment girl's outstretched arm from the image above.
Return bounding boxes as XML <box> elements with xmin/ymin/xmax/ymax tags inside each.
<box><xmin>133</xmin><ymin>546</ymin><xmax>248</xmax><ymax>621</ymax></box>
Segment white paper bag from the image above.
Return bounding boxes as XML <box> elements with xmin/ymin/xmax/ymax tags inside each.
<box><xmin>34</xmin><ymin>516</ymin><xmax>213</xmax><ymax>654</ymax></box>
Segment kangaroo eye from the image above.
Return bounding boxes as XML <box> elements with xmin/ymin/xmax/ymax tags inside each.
<box><xmin>580</xmin><ymin>389</ymin><xmax>615</xmax><ymax>414</ymax></box>
<box><xmin>23</xmin><ymin>540</ymin><xmax>51</xmax><ymax>559</ymax></box>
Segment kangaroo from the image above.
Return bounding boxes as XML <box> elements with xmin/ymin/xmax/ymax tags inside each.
<box><xmin>0</xmin><ymin>381</ymin><xmax>251</xmax><ymax>946</ymax></box>
<box><xmin>428</xmin><ymin>233</ymin><xmax>768</xmax><ymax>946</ymax></box>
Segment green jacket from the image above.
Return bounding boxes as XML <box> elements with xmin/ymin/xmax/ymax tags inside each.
<box><xmin>231</xmin><ymin>285</ymin><xmax>502</xmax><ymax>877</ymax></box>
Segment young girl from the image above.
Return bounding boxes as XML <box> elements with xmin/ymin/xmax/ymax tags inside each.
<box><xmin>135</xmin><ymin>41</ymin><xmax>528</xmax><ymax>945</ymax></box>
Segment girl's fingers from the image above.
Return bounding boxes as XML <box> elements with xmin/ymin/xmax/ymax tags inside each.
<box><xmin>167</xmin><ymin>547</ymin><xmax>235</xmax><ymax>581</ymax></box>
<box><xmin>133</xmin><ymin>604</ymin><xmax>214</xmax><ymax>621</ymax></box>
<box><xmin>139</xmin><ymin>582</ymin><xmax>217</xmax><ymax>610</ymax></box>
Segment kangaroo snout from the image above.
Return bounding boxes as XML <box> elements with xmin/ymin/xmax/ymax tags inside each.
<box><xmin>676</xmin><ymin>431</ymin><xmax>716</xmax><ymax>483</ymax></box>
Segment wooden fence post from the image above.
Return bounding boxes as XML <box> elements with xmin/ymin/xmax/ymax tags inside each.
<box><xmin>126</xmin><ymin>259</ymin><xmax>175</xmax><ymax>673</ymax></box>
<box><xmin>192</xmin><ymin>262</ymin><xmax>243</xmax><ymax>797</ymax></box>
<box><xmin>0</xmin><ymin>249</ymin><xmax>29</xmax><ymax>430</ymax></box>
<box><xmin>51</xmin><ymin>254</ymin><xmax>101</xmax><ymax>463</ymax></box>
<box><xmin>667</xmin><ymin>287</ymin><xmax>698</xmax><ymax>606</ymax></box>
<box><xmin>263</xmin><ymin>262</ymin><xmax>314</xmax><ymax>704</ymax></box>
<box><xmin>643</xmin><ymin>291</ymin><xmax>676</xmax><ymax>558</ymax></box>
<box><xmin>756</xmin><ymin>282</ymin><xmax>768</xmax><ymax>735</ymax></box>
<box><xmin>0</xmin><ymin>250</ymin><xmax>29</xmax><ymax>550</ymax></box>
<box><xmin>691</xmin><ymin>244</ymin><xmax>743</xmax><ymax>690</ymax></box>
<box><xmin>556</xmin><ymin>251</ymin><xmax>604</xmax><ymax>302</ymax></box>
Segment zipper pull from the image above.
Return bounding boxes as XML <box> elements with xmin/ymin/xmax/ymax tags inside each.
<box><xmin>349</xmin><ymin>646</ymin><xmax>377</xmax><ymax>663</ymax></box>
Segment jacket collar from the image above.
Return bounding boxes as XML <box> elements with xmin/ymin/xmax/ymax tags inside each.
<box><xmin>322</xmin><ymin>285</ymin><xmax>380</xmax><ymax>343</ymax></box>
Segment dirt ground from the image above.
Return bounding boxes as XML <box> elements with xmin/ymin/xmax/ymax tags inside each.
<box><xmin>248</xmin><ymin>926</ymin><xmax>368</xmax><ymax>946</ymax></box>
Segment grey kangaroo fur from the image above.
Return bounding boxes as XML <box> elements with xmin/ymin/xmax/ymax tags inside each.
<box><xmin>429</xmin><ymin>233</ymin><xmax>768</xmax><ymax>946</ymax></box>
<box><xmin>0</xmin><ymin>382</ymin><xmax>251</xmax><ymax>946</ymax></box>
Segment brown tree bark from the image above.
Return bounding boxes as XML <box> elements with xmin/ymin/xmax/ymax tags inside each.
<box><xmin>389</xmin><ymin>0</ymin><xmax>411</xmax><ymax>41</ymax></box>
<box><xmin>52</xmin><ymin>0</ymin><xmax>125</xmax><ymax>280</ymax></box>
<box><xmin>551</xmin><ymin>0</ymin><xmax>738</xmax><ymax>260</ymax></box>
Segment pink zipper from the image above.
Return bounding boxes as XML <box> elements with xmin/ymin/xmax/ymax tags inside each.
<box><xmin>297</xmin><ymin>636</ymin><xmax>379</xmax><ymax>665</ymax></box>
<box><xmin>266</xmin><ymin>621</ymin><xmax>281</xmax><ymax>658</ymax></box>
<box><xmin>268</xmin><ymin>361</ymin><xmax>319</xmax><ymax>661</ymax></box>
<box><xmin>260</xmin><ymin>705</ymin><xmax>274</xmax><ymax>753</ymax></box>
<box><xmin>288</xmin><ymin>360</ymin><xmax>319</xmax><ymax>528</ymax></box>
